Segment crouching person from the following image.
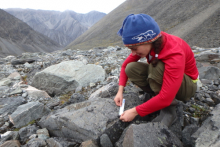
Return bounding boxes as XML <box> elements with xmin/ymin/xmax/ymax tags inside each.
<box><xmin>114</xmin><ymin>14</ymin><xmax>199</xmax><ymax>127</ymax></box>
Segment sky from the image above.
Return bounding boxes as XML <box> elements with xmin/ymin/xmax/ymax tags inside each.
<box><xmin>1</xmin><ymin>0</ymin><xmax>126</xmax><ymax>14</ymax></box>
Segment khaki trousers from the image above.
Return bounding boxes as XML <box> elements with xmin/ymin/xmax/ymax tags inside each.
<box><xmin>125</xmin><ymin>61</ymin><xmax>197</xmax><ymax>102</ymax></box>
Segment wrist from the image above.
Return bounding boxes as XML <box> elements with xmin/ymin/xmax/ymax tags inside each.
<box><xmin>132</xmin><ymin>107</ymin><xmax>138</xmax><ymax>116</ymax></box>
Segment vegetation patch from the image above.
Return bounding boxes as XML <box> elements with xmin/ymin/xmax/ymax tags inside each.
<box><xmin>191</xmin><ymin>104</ymin><xmax>210</xmax><ymax>118</ymax></box>
<box><xmin>59</xmin><ymin>91</ymin><xmax>74</xmax><ymax>104</ymax></box>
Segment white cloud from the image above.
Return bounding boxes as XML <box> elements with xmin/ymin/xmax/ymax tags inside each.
<box><xmin>0</xmin><ymin>0</ymin><xmax>126</xmax><ymax>14</ymax></box>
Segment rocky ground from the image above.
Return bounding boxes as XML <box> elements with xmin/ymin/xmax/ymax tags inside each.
<box><xmin>0</xmin><ymin>46</ymin><xmax>219</xmax><ymax>147</ymax></box>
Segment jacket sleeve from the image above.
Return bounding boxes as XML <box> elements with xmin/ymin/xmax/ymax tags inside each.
<box><xmin>136</xmin><ymin>52</ymin><xmax>185</xmax><ymax>116</ymax></box>
<box><xmin>119</xmin><ymin>53</ymin><xmax>140</xmax><ymax>86</ymax></box>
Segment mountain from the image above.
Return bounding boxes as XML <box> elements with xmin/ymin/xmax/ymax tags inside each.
<box><xmin>0</xmin><ymin>9</ymin><xmax>61</xmax><ymax>57</ymax></box>
<box><xmin>5</xmin><ymin>9</ymin><xmax>106</xmax><ymax>46</ymax></box>
<box><xmin>65</xmin><ymin>0</ymin><xmax>220</xmax><ymax>50</ymax></box>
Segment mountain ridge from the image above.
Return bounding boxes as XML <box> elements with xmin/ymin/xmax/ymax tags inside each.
<box><xmin>5</xmin><ymin>9</ymin><xmax>106</xmax><ymax>46</ymax></box>
<box><xmin>66</xmin><ymin>0</ymin><xmax>220</xmax><ymax>50</ymax></box>
<box><xmin>0</xmin><ymin>9</ymin><xmax>61</xmax><ymax>57</ymax></box>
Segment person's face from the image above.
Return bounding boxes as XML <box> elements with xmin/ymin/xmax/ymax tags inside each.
<box><xmin>128</xmin><ymin>43</ymin><xmax>152</xmax><ymax>58</ymax></box>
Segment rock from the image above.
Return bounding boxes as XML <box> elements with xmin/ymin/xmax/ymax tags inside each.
<box><xmin>75</xmin><ymin>86</ymin><xmax>83</xmax><ymax>93</ymax></box>
<box><xmin>195</xmin><ymin>52</ymin><xmax>220</xmax><ymax>62</ymax></box>
<box><xmin>0</xmin><ymin>96</ymin><xmax>25</xmax><ymax>116</ymax></box>
<box><xmin>39</xmin><ymin>98</ymin><xmax>122</xmax><ymax>142</ymax></box>
<box><xmin>69</xmin><ymin>93</ymin><xmax>86</xmax><ymax>104</ymax></box>
<box><xmin>80</xmin><ymin>140</ymin><xmax>98</xmax><ymax>147</ymax></box>
<box><xmin>0</xmin><ymin>78</ymin><xmax>12</xmax><ymax>86</ymax></box>
<box><xmin>46</xmin><ymin>98</ymin><xmax>60</xmax><ymax>109</ymax></box>
<box><xmin>31</xmin><ymin>60</ymin><xmax>105</xmax><ymax>96</ymax></box>
<box><xmin>9</xmin><ymin>87</ymin><xmax>23</xmax><ymax>95</ymax></box>
<box><xmin>7</xmin><ymin>72</ymin><xmax>22</xmax><ymax>80</ymax></box>
<box><xmin>198</xmin><ymin>66</ymin><xmax>220</xmax><ymax>80</ymax></box>
<box><xmin>46</xmin><ymin>137</ymin><xmax>80</xmax><ymax>147</ymax></box>
<box><xmin>182</xmin><ymin>125</ymin><xmax>199</xmax><ymax>147</ymax></box>
<box><xmin>37</xmin><ymin>128</ymin><xmax>50</xmax><ymax>140</ymax></box>
<box><xmin>89</xmin><ymin>82</ymin><xmax>118</xmax><ymax>99</ymax></box>
<box><xmin>211</xmin><ymin>93</ymin><xmax>220</xmax><ymax>104</ymax></box>
<box><xmin>0</xmin><ymin>140</ymin><xmax>20</xmax><ymax>147</ymax></box>
<box><xmin>9</xmin><ymin>102</ymin><xmax>51</xmax><ymax>128</ymax></box>
<box><xmin>25</xmin><ymin>138</ymin><xmax>47</xmax><ymax>147</ymax></box>
<box><xmin>169</xmin><ymin>101</ymin><xmax>184</xmax><ymax>140</ymax></box>
<box><xmin>121</xmin><ymin>123</ymin><xmax>183</xmax><ymax>147</ymax></box>
<box><xmin>100</xmin><ymin>134</ymin><xmax>113</xmax><ymax>147</ymax></box>
<box><xmin>192</xmin><ymin>104</ymin><xmax>220</xmax><ymax>147</ymax></box>
<box><xmin>11</xmin><ymin>59</ymin><xmax>36</xmax><ymax>66</ymax></box>
<box><xmin>18</xmin><ymin>125</ymin><xmax>38</xmax><ymax>144</ymax></box>
<box><xmin>23</xmin><ymin>85</ymin><xmax>51</xmax><ymax>100</ymax></box>
<box><xmin>190</xmin><ymin>117</ymin><xmax>200</xmax><ymax>125</ymax></box>
<box><xmin>0</xmin><ymin>131</ymin><xmax>19</xmax><ymax>145</ymax></box>
<box><xmin>205</xmin><ymin>98</ymin><xmax>215</xmax><ymax>106</ymax></box>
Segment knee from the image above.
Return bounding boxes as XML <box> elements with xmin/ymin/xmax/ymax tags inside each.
<box><xmin>125</xmin><ymin>62</ymin><xmax>137</xmax><ymax>78</ymax></box>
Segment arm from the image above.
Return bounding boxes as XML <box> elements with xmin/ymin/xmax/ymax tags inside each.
<box><xmin>114</xmin><ymin>85</ymin><xmax>124</xmax><ymax>106</ymax></box>
<box><xmin>114</xmin><ymin>53</ymin><xmax>140</xmax><ymax>106</ymax></box>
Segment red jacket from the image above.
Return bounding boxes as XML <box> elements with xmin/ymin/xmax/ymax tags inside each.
<box><xmin>119</xmin><ymin>32</ymin><xmax>199</xmax><ymax>116</ymax></box>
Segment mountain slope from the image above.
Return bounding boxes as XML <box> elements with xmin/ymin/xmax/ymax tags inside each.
<box><xmin>0</xmin><ymin>9</ymin><xmax>61</xmax><ymax>57</ymax></box>
<box><xmin>66</xmin><ymin>0</ymin><xmax>220</xmax><ymax>50</ymax></box>
<box><xmin>5</xmin><ymin>9</ymin><xmax>106</xmax><ymax>46</ymax></box>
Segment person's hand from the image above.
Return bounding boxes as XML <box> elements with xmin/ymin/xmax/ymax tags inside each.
<box><xmin>120</xmin><ymin>107</ymin><xmax>138</xmax><ymax>122</ymax></box>
<box><xmin>114</xmin><ymin>92</ymin><xmax>123</xmax><ymax>106</ymax></box>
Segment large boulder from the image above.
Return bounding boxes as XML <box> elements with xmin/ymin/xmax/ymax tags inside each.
<box><xmin>39</xmin><ymin>92</ymin><xmax>143</xmax><ymax>144</ymax></box>
<box><xmin>192</xmin><ymin>103</ymin><xmax>220</xmax><ymax>147</ymax></box>
<box><xmin>38</xmin><ymin>98</ymin><xmax>119</xmax><ymax>142</ymax></box>
<box><xmin>31</xmin><ymin>61</ymin><xmax>105</xmax><ymax>96</ymax></box>
<box><xmin>9</xmin><ymin>102</ymin><xmax>51</xmax><ymax>128</ymax></box>
<box><xmin>121</xmin><ymin>123</ymin><xmax>183</xmax><ymax>147</ymax></box>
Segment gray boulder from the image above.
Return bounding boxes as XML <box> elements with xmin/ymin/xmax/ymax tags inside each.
<box><xmin>24</xmin><ymin>138</ymin><xmax>47</xmax><ymax>147</ymax></box>
<box><xmin>31</xmin><ymin>60</ymin><xmax>105</xmax><ymax>96</ymax></box>
<box><xmin>194</xmin><ymin>52</ymin><xmax>220</xmax><ymax>62</ymax></box>
<box><xmin>100</xmin><ymin>134</ymin><xmax>113</xmax><ymax>147</ymax></box>
<box><xmin>0</xmin><ymin>78</ymin><xmax>12</xmax><ymax>87</ymax></box>
<box><xmin>182</xmin><ymin>125</ymin><xmax>199</xmax><ymax>147</ymax></box>
<box><xmin>39</xmin><ymin>92</ymin><xmax>144</xmax><ymax>144</ymax></box>
<box><xmin>18</xmin><ymin>125</ymin><xmax>38</xmax><ymax>144</ymax></box>
<box><xmin>0</xmin><ymin>131</ymin><xmax>19</xmax><ymax>145</ymax></box>
<box><xmin>9</xmin><ymin>102</ymin><xmax>50</xmax><ymax>128</ymax></box>
<box><xmin>46</xmin><ymin>137</ymin><xmax>80</xmax><ymax>147</ymax></box>
<box><xmin>0</xmin><ymin>96</ymin><xmax>25</xmax><ymax>116</ymax></box>
<box><xmin>192</xmin><ymin>103</ymin><xmax>220</xmax><ymax>147</ymax></box>
<box><xmin>38</xmin><ymin>98</ymin><xmax>119</xmax><ymax>142</ymax></box>
<box><xmin>121</xmin><ymin>123</ymin><xmax>183</xmax><ymax>147</ymax></box>
<box><xmin>89</xmin><ymin>82</ymin><xmax>118</xmax><ymax>99</ymax></box>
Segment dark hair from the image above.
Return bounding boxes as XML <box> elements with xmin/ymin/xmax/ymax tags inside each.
<box><xmin>151</xmin><ymin>36</ymin><xmax>163</xmax><ymax>67</ymax></box>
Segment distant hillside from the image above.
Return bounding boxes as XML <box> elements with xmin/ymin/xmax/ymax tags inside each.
<box><xmin>66</xmin><ymin>0</ymin><xmax>220</xmax><ymax>50</ymax></box>
<box><xmin>5</xmin><ymin>9</ymin><xmax>106</xmax><ymax>46</ymax></box>
<box><xmin>0</xmin><ymin>9</ymin><xmax>61</xmax><ymax>57</ymax></box>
